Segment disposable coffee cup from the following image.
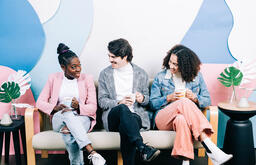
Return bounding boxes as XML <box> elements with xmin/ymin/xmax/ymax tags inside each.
<box><xmin>126</xmin><ymin>93</ymin><xmax>136</xmax><ymax>113</ymax></box>
<box><xmin>62</xmin><ymin>97</ymin><xmax>73</xmax><ymax>108</ymax></box>
<box><xmin>175</xmin><ymin>88</ymin><xmax>186</xmax><ymax>98</ymax></box>
<box><xmin>128</xmin><ymin>93</ymin><xmax>136</xmax><ymax>104</ymax></box>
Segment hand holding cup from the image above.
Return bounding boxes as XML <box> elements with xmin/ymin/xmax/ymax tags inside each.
<box><xmin>175</xmin><ymin>88</ymin><xmax>186</xmax><ymax>99</ymax></box>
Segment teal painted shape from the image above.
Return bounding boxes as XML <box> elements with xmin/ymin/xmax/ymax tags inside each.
<box><xmin>217</xmin><ymin>109</ymin><xmax>230</xmax><ymax>148</ymax></box>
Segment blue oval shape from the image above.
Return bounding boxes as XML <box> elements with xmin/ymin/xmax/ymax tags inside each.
<box><xmin>0</xmin><ymin>0</ymin><xmax>45</xmax><ymax>72</ymax></box>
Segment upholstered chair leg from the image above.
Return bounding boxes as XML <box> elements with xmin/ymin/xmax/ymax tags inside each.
<box><xmin>117</xmin><ymin>151</ymin><xmax>123</xmax><ymax>165</ymax></box>
<box><xmin>198</xmin><ymin>148</ymin><xmax>206</xmax><ymax>157</ymax></box>
<box><xmin>41</xmin><ymin>150</ymin><xmax>49</xmax><ymax>158</ymax></box>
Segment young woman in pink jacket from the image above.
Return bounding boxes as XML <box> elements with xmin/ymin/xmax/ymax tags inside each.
<box><xmin>36</xmin><ymin>43</ymin><xmax>106</xmax><ymax>165</ymax></box>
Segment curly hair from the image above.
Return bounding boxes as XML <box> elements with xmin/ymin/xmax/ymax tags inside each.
<box><xmin>162</xmin><ymin>45</ymin><xmax>201</xmax><ymax>82</ymax></box>
<box><xmin>108</xmin><ymin>38</ymin><xmax>133</xmax><ymax>62</ymax></box>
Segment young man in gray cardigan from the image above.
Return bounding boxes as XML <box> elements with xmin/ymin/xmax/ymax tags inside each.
<box><xmin>98</xmin><ymin>38</ymin><xmax>160</xmax><ymax>165</ymax></box>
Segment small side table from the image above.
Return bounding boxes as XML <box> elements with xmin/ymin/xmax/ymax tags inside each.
<box><xmin>0</xmin><ymin>116</ymin><xmax>27</xmax><ymax>165</ymax></box>
<box><xmin>218</xmin><ymin>101</ymin><xmax>256</xmax><ymax>165</ymax></box>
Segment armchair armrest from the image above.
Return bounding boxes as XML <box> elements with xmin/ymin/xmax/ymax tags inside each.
<box><xmin>201</xmin><ymin>105</ymin><xmax>219</xmax><ymax>143</ymax></box>
<box><xmin>25</xmin><ymin>107</ymin><xmax>38</xmax><ymax>165</ymax></box>
<box><xmin>208</xmin><ymin>106</ymin><xmax>218</xmax><ymax>144</ymax></box>
<box><xmin>201</xmin><ymin>106</ymin><xmax>218</xmax><ymax>165</ymax></box>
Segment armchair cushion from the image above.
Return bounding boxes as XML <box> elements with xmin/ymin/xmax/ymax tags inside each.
<box><xmin>32</xmin><ymin>130</ymin><xmax>203</xmax><ymax>151</ymax></box>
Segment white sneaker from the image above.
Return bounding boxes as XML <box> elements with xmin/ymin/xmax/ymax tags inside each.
<box><xmin>203</xmin><ymin>138</ymin><xmax>233</xmax><ymax>165</ymax></box>
<box><xmin>207</xmin><ymin>152</ymin><xmax>233</xmax><ymax>165</ymax></box>
<box><xmin>88</xmin><ymin>152</ymin><xmax>106</xmax><ymax>165</ymax></box>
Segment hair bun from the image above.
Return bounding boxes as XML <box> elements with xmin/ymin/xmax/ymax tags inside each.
<box><xmin>57</xmin><ymin>43</ymin><xmax>70</xmax><ymax>54</ymax></box>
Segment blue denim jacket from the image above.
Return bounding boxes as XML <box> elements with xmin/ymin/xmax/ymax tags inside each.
<box><xmin>150</xmin><ymin>70</ymin><xmax>211</xmax><ymax>112</ymax></box>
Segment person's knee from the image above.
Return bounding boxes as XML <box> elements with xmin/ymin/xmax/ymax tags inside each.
<box><xmin>174</xmin><ymin>114</ymin><xmax>187</xmax><ymax>125</ymax></box>
<box><xmin>63</xmin><ymin>111</ymin><xmax>76</xmax><ymax>121</ymax></box>
<box><xmin>174</xmin><ymin>98</ymin><xmax>194</xmax><ymax>108</ymax></box>
<box><xmin>116</xmin><ymin>104</ymin><xmax>130</xmax><ymax>114</ymax></box>
<box><xmin>117</xmin><ymin>104</ymin><xmax>129</xmax><ymax>110</ymax></box>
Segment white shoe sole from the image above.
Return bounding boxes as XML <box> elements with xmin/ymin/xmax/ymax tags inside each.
<box><xmin>210</xmin><ymin>154</ymin><xmax>233</xmax><ymax>165</ymax></box>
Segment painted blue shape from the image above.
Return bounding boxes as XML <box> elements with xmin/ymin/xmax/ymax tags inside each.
<box><xmin>181</xmin><ymin>0</ymin><xmax>235</xmax><ymax>64</ymax></box>
<box><xmin>30</xmin><ymin>0</ymin><xmax>93</xmax><ymax>100</ymax></box>
<box><xmin>0</xmin><ymin>0</ymin><xmax>45</xmax><ymax>72</ymax></box>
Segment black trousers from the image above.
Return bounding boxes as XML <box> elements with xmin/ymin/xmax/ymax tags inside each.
<box><xmin>108</xmin><ymin>104</ymin><xmax>143</xmax><ymax>165</ymax></box>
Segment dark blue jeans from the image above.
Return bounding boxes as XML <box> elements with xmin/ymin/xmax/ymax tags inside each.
<box><xmin>108</xmin><ymin>104</ymin><xmax>143</xmax><ymax>165</ymax></box>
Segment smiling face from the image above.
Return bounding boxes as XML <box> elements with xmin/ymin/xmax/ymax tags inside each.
<box><xmin>108</xmin><ymin>52</ymin><xmax>128</xmax><ymax>69</ymax></box>
<box><xmin>169</xmin><ymin>54</ymin><xmax>179</xmax><ymax>74</ymax></box>
<box><xmin>61</xmin><ymin>57</ymin><xmax>81</xmax><ymax>79</ymax></box>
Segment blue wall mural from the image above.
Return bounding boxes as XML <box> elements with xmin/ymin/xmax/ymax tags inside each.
<box><xmin>29</xmin><ymin>0</ymin><xmax>93</xmax><ymax>100</ymax></box>
<box><xmin>181</xmin><ymin>0</ymin><xmax>235</xmax><ymax>64</ymax></box>
<box><xmin>0</xmin><ymin>0</ymin><xmax>256</xmax><ymax>149</ymax></box>
<box><xmin>0</xmin><ymin>0</ymin><xmax>45</xmax><ymax>72</ymax></box>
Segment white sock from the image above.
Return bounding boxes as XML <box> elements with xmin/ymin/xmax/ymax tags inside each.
<box><xmin>203</xmin><ymin>138</ymin><xmax>233</xmax><ymax>164</ymax></box>
<box><xmin>182</xmin><ymin>160</ymin><xmax>189</xmax><ymax>165</ymax></box>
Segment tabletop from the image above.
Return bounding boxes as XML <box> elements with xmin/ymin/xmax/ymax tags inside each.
<box><xmin>0</xmin><ymin>116</ymin><xmax>24</xmax><ymax>132</ymax></box>
<box><xmin>218</xmin><ymin>101</ymin><xmax>256</xmax><ymax>111</ymax></box>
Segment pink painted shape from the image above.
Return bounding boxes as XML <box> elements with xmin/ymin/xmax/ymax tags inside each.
<box><xmin>0</xmin><ymin>66</ymin><xmax>39</xmax><ymax>155</ymax></box>
<box><xmin>201</xmin><ymin>64</ymin><xmax>229</xmax><ymax>105</ymax></box>
<box><xmin>201</xmin><ymin>64</ymin><xmax>256</xmax><ymax>105</ymax></box>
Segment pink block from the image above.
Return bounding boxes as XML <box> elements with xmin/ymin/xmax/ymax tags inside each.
<box><xmin>0</xmin><ymin>66</ymin><xmax>38</xmax><ymax>155</ymax></box>
<box><xmin>201</xmin><ymin>64</ymin><xmax>256</xmax><ymax>105</ymax></box>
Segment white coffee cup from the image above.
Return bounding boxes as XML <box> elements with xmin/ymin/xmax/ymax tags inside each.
<box><xmin>238</xmin><ymin>97</ymin><xmax>250</xmax><ymax>108</ymax></box>
<box><xmin>0</xmin><ymin>113</ymin><xmax>13</xmax><ymax>126</ymax></box>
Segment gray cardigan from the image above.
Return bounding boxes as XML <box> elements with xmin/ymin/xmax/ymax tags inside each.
<box><xmin>98</xmin><ymin>63</ymin><xmax>151</xmax><ymax>131</ymax></box>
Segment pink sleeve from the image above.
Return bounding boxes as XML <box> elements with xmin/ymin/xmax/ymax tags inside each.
<box><xmin>79</xmin><ymin>75</ymin><xmax>97</xmax><ymax>119</ymax></box>
<box><xmin>36</xmin><ymin>75</ymin><xmax>56</xmax><ymax>115</ymax></box>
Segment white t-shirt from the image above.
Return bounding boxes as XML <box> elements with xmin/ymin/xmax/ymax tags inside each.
<box><xmin>173</xmin><ymin>72</ymin><xmax>186</xmax><ymax>90</ymax></box>
<box><xmin>113</xmin><ymin>63</ymin><xmax>134</xmax><ymax>112</ymax></box>
<box><xmin>58</xmin><ymin>75</ymin><xmax>79</xmax><ymax>108</ymax></box>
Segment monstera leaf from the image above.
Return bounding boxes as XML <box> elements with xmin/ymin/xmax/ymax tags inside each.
<box><xmin>218</xmin><ymin>66</ymin><xmax>243</xmax><ymax>87</ymax></box>
<box><xmin>0</xmin><ymin>81</ymin><xmax>21</xmax><ymax>103</ymax></box>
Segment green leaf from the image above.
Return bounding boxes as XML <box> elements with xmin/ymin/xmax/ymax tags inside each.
<box><xmin>220</xmin><ymin>72</ymin><xmax>230</xmax><ymax>80</ymax></box>
<box><xmin>218</xmin><ymin>66</ymin><xmax>243</xmax><ymax>87</ymax></box>
<box><xmin>0</xmin><ymin>82</ymin><xmax>20</xmax><ymax>103</ymax></box>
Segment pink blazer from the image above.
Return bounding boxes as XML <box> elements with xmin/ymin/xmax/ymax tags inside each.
<box><xmin>36</xmin><ymin>72</ymin><xmax>97</xmax><ymax>131</ymax></box>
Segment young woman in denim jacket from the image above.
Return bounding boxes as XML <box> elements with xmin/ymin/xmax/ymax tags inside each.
<box><xmin>150</xmin><ymin>45</ymin><xmax>232</xmax><ymax>165</ymax></box>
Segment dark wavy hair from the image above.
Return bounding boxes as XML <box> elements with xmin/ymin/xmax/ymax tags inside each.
<box><xmin>57</xmin><ymin>43</ymin><xmax>78</xmax><ymax>67</ymax></box>
<box><xmin>108</xmin><ymin>38</ymin><xmax>133</xmax><ymax>62</ymax></box>
<box><xmin>162</xmin><ymin>45</ymin><xmax>201</xmax><ymax>82</ymax></box>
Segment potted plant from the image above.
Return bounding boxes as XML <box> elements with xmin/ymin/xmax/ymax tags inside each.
<box><xmin>217</xmin><ymin>66</ymin><xmax>243</xmax><ymax>103</ymax></box>
<box><xmin>0</xmin><ymin>70</ymin><xmax>32</xmax><ymax>120</ymax></box>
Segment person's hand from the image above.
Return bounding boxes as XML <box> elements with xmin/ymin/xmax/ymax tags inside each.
<box><xmin>166</xmin><ymin>93</ymin><xmax>177</xmax><ymax>102</ymax></box>
<box><xmin>118</xmin><ymin>96</ymin><xmax>134</xmax><ymax>106</ymax></box>
<box><xmin>71</xmin><ymin>97</ymin><xmax>79</xmax><ymax>109</ymax></box>
<box><xmin>61</xmin><ymin>108</ymin><xmax>73</xmax><ymax>114</ymax></box>
<box><xmin>135</xmin><ymin>92</ymin><xmax>144</xmax><ymax>103</ymax></box>
<box><xmin>185</xmin><ymin>89</ymin><xmax>198</xmax><ymax>102</ymax></box>
<box><xmin>51</xmin><ymin>104</ymin><xmax>67</xmax><ymax>115</ymax></box>
<box><xmin>53</xmin><ymin>104</ymin><xmax>67</xmax><ymax>112</ymax></box>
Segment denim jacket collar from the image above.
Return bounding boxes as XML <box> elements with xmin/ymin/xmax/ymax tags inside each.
<box><xmin>164</xmin><ymin>69</ymin><xmax>172</xmax><ymax>79</ymax></box>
